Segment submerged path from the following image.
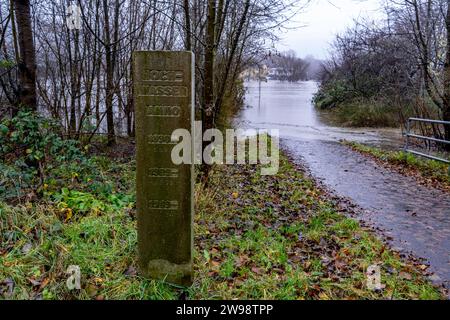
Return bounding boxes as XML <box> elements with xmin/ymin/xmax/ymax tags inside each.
<box><xmin>238</xmin><ymin>80</ymin><xmax>450</xmax><ymax>291</ymax></box>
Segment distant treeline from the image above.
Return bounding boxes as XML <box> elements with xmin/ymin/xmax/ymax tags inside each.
<box><xmin>264</xmin><ymin>51</ymin><xmax>323</xmax><ymax>82</ymax></box>
<box><xmin>314</xmin><ymin>0</ymin><xmax>450</xmax><ymax>142</ymax></box>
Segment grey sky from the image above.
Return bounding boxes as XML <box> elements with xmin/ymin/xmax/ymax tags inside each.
<box><xmin>277</xmin><ymin>0</ymin><xmax>384</xmax><ymax>59</ymax></box>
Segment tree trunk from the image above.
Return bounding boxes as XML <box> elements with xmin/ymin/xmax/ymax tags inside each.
<box><xmin>183</xmin><ymin>0</ymin><xmax>191</xmax><ymax>51</ymax></box>
<box><xmin>201</xmin><ymin>0</ymin><xmax>216</xmax><ymax>179</ymax></box>
<box><xmin>13</xmin><ymin>0</ymin><xmax>37</xmax><ymax>113</ymax></box>
<box><xmin>443</xmin><ymin>1</ymin><xmax>450</xmax><ymax>149</ymax></box>
<box><xmin>103</xmin><ymin>0</ymin><xmax>116</xmax><ymax>146</ymax></box>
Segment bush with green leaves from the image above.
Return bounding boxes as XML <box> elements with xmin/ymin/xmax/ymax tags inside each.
<box><xmin>0</xmin><ymin>111</ymin><xmax>84</xmax><ymax>163</ymax></box>
<box><xmin>49</xmin><ymin>187</ymin><xmax>134</xmax><ymax>216</ymax></box>
<box><xmin>0</xmin><ymin>111</ymin><xmax>87</xmax><ymax>201</ymax></box>
<box><xmin>313</xmin><ymin>80</ymin><xmax>355</xmax><ymax>110</ymax></box>
<box><xmin>0</xmin><ymin>60</ymin><xmax>15</xmax><ymax>68</ymax></box>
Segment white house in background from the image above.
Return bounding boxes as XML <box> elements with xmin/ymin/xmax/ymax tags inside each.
<box><xmin>267</xmin><ymin>67</ymin><xmax>288</xmax><ymax>80</ymax></box>
<box><xmin>240</xmin><ymin>65</ymin><xmax>269</xmax><ymax>81</ymax></box>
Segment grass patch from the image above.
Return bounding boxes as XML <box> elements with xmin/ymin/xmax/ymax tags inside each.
<box><xmin>344</xmin><ymin>141</ymin><xmax>450</xmax><ymax>191</ymax></box>
<box><xmin>318</xmin><ymin>99</ymin><xmax>401</xmax><ymax>128</ymax></box>
<box><xmin>0</xmin><ymin>147</ymin><xmax>445</xmax><ymax>300</ymax></box>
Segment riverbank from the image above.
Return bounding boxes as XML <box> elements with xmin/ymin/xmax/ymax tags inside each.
<box><xmin>344</xmin><ymin>141</ymin><xmax>450</xmax><ymax>193</ymax></box>
<box><xmin>0</xmin><ymin>142</ymin><xmax>445</xmax><ymax>299</ymax></box>
<box><xmin>314</xmin><ymin>99</ymin><xmax>403</xmax><ymax>128</ymax></box>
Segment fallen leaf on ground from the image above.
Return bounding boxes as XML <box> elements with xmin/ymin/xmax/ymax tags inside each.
<box><xmin>399</xmin><ymin>272</ymin><xmax>412</xmax><ymax>280</ymax></box>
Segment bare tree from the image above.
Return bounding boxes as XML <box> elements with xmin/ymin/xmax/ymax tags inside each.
<box><xmin>13</xmin><ymin>0</ymin><xmax>36</xmax><ymax>112</ymax></box>
<box><xmin>0</xmin><ymin>0</ymin><xmax>308</xmax><ymax>159</ymax></box>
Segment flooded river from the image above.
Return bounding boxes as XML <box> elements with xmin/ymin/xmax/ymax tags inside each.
<box><xmin>237</xmin><ymin>80</ymin><xmax>450</xmax><ymax>291</ymax></box>
<box><xmin>236</xmin><ymin>81</ymin><xmax>403</xmax><ymax>148</ymax></box>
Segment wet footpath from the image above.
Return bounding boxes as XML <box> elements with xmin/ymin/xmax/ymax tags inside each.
<box><xmin>283</xmin><ymin>138</ymin><xmax>450</xmax><ymax>291</ymax></box>
<box><xmin>238</xmin><ymin>80</ymin><xmax>450</xmax><ymax>292</ymax></box>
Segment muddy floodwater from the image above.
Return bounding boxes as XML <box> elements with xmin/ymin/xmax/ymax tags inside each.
<box><xmin>236</xmin><ymin>80</ymin><xmax>450</xmax><ymax>291</ymax></box>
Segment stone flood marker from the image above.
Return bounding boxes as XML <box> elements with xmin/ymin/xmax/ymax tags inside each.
<box><xmin>133</xmin><ymin>51</ymin><xmax>194</xmax><ymax>286</ymax></box>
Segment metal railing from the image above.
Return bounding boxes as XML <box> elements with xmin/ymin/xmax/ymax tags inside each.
<box><xmin>404</xmin><ymin>117</ymin><xmax>450</xmax><ymax>164</ymax></box>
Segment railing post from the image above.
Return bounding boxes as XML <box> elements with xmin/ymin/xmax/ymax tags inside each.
<box><xmin>405</xmin><ymin>119</ymin><xmax>411</xmax><ymax>150</ymax></box>
<box><xmin>403</xmin><ymin>118</ymin><xmax>411</xmax><ymax>160</ymax></box>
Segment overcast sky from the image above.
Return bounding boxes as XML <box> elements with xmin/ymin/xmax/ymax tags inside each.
<box><xmin>277</xmin><ymin>0</ymin><xmax>384</xmax><ymax>60</ymax></box>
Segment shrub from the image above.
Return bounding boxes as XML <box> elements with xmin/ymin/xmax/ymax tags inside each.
<box><xmin>333</xmin><ymin>99</ymin><xmax>400</xmax><ymax>127</ymax></box>
<box><xmin>313</xmin><ymin>80</ymin><xmax>355</xmax><ymax>110</ymax></box>
<box><xmin>313</xmin><ymin>80</ymin><xmax>402</xmax><ymax>127</ymax></box>
<box><xmin>0</xmin><ymin>111</ymin><xmax>87</xmax><ymax>201</ymax></box>
<box><xmin>0</xmin><ymin>111</ymin><xmax>84</xmax><ymax>164</ymax></box>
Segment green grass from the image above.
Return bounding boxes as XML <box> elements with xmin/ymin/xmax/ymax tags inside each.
<box><xmin>344</xmin><ymin>141</ymin><xmax>450</xmax><ymax>189</ymax></box>
<box><xmin>318</xmin><ymin>99</ymin><xmax>402</xmax><ymax>128</ymax></box>
<box><xmin>0</xmin><ymin>148</ymin><xmax>445</xmax><ymax>300</ymax></box>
